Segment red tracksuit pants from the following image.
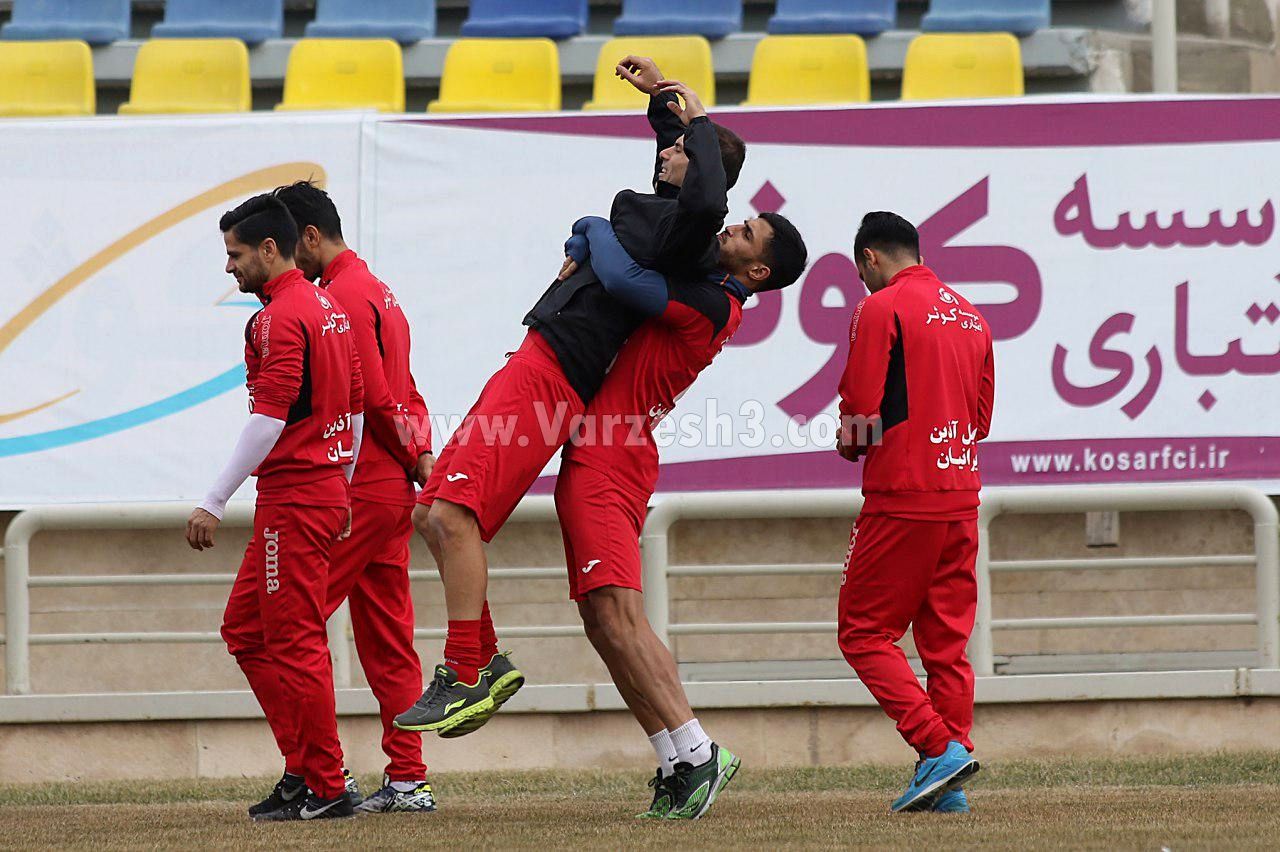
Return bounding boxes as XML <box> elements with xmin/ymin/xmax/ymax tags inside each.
<box><xmin>222</xmin><ymin>503</ymin><xmax>347</xmax><ymax>799</ymax></box>
<box><xmin>323</xmin><ymin>499</ymin><xmax>425</xmax><ymax>781</ymax></box>
<box><xmin>837</xmin><ymin>513</ymin><xmax>979</xmax><ymax>757</ymax></box>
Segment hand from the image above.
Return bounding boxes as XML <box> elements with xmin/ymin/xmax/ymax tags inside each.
<box><xmin>414</xmin><ymin>451</ymin><xmax>435</xmax><ymax>486</ymax></box>
<box><xmin>615</xmin><ymin>55</ymin><xmax>663</xmax><ymax>95</ymax></box>
<box><xmin>658</xmin><ymin>80</ymin><xmax>707</xmax><ymax>125</ymax></box>
<box><xmin>186</xmin><ymin>508</ymin><xmax>220</xmax><ymax>551</ymax></box>
<box><xmin>835</xmin><ymin>428</ymin><xmax>864</xmax><ymax>464</ymax></box>
<box><xmin>338</xmin><ymin>507</ymin><xmax>352</xmax><ymax>541</ymax></box>
<box><xmin>558</xmin><ymin>256</ymin><xmax>578</xmax><ymax>281</ymax></box>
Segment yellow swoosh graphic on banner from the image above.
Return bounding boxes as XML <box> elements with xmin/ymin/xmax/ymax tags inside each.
<box><xmin>0</xmin><ymin>162</ymin><xmax>327</xmax><ymax>425</ymax></box>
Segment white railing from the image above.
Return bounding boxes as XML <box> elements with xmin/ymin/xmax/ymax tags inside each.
<box><xmin>3</xmin><ymin>485</ymin><xmax>1276</xmax><ymax>695</ymax></box>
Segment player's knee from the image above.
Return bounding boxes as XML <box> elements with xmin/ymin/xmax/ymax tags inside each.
<box><xmin>577</xmin><ymin>599</ymin><xmax>603</xmax><ymax>640</ymax></box>
<box><xmin>412</xmin><ymin>503</ymin><xmax>433</xmax><ymax>539</ymax></box>
<box><xmin>585</xmin><ymin>587</ymin><xmax>641</xmax><ymax>641</ymax></box>
<box><xmin>427</xmin><ymin>500</ymin><xmax>477</xmax><ymax>546</ymax></box>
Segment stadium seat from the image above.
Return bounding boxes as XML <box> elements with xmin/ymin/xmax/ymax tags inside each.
<box><xmin>119</xmin><ymin>39</ymin><xmax>250</xmax><ymax>115</ymax></box>
<box><xmin>901</xmin><ymin>33</ymin><xmax>1024</xmax><ymax>100</ymax></box>
<box><xmin>614</xmin><ymin>0</ymin><xmax>742</xmax><ymax>40</ymax></box>
<box><xmin>277</xmin><ymin>39</ymin><xmax>405</xmax><ymax>112</ymax></box>
<box><xmin>428</xmin><ymin>38</ymin><xmax>560</xmax><ymax>113</ymax></box>
<box><xmin>305</xmin><ymin>0</ymin><xmax>436</xmax><ymax>44</ymax></box>
<box><xmin>460</xmin><ymin>0</ymin><xmax>587</xmax><ymax>40</ymax></box>
<box><xmin>151</xmin><ymin>0</ymin><xmax>282</xmax><ymax>45</ymax></box>
<box><xmin>743</xmin><ymin>35</ymin><xmax>868</xmax><ymax>106</ymax></box>
<box><xmin>922</xmin><ymin>0</ymin><xmax>1050</xmax><ymax>35</ymax></box>
<box><xmin>0</xmin><ymin>40</ymin><xmax>94</xmax><ymax>115</ymax></box>
<box><xmin>0</xmin><ymin>0</ymin><xmax>129</xmax><ymax>45</ymax></box>
<box><xmin>584</xmin><ymin>36</ymin><xmax>715</xmax><ymax>111</ymax></box>
<box><xmin>766</xmin><ymin>0</ymin><xmax>895</xmax><ymax>36</ymax></box>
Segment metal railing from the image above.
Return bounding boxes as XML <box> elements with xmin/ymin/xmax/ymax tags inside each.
<box><xmin>3</xmin><ymin>485</ymin><xmax>1276</xmax><ymax>695</ymax></box>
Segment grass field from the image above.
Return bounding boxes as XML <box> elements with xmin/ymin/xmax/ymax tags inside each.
<box><xmin>4</xmin><ymin>753</ymin><xmax>1280</xmax><ymax>849</ymax></box>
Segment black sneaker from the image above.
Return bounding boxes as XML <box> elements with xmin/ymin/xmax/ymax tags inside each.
<box><xmin>635</xmin><ymin>768</ymin><xmax>676</xmax><ymax>819</ymax></box>
<box><xmin>439</xmin><ymin>651</ymin><xmax>525</xmax><ymax>739</ymax></box>
<box><xmin>247</xmin><ymin>771</ymin><xmax>306</xmax><ymax>818</ymax></box>
<box><xmin>355</xmin><ymin>775</ymin><xmax>438</xmax><ymax>814</ymax></box>
<box><xmin>665</xmin><ymin>743</ymin><xmax>741</xmax><ymax>820</ymax></box>
<box><xmin>254</xmin><ymin>791</ymin><xmax>355</xmax><ymax>822</ymax></box>
<box><xmin>343</xmin><ymin>768</ymin><xmax>363</xmax><ymax>807</ymax></box>
<box><xmin>392</xmin><ymin>664</ymin><xmax>495</xmax><ymax>736</ymax></box>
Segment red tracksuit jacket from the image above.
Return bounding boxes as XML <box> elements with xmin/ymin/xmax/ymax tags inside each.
<box><xmin>245</xmin><ymin>268</ymin><xmax>364</xmax><ymax>508</ymax></box>
<box><xmin>320</xmin><ymin>250</ymin><xmax>431</xmax><ymax>507</ymax></box>
<box><xmin>838</xmin><ymin>265</ymin><xmax>995</xmax><ymax>519</ymax></box>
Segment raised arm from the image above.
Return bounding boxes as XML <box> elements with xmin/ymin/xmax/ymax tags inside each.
<box><xmin>614</xmin><ymin>55</ymin><xmax>685</xmax><ymax>193</ymax></box>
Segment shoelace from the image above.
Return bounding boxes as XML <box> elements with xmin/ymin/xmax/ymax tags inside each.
<box><xmin>417</xmin><ymin>671</ymin><xmax>452</xmax><ymax>709</ymax></box>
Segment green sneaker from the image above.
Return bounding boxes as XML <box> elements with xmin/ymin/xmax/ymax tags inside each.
<box><xmin>664</xmin><ymin>743</ymin><xmax>740</xmax><ymax>821</ymax></box>
<box><xmin>635</xmin><ymin>769</ymin><xmax>675</xmax><ymax>819</ymax></box>
<box><xmin>438</xmin><ymin>651</ymin><xmax>525</xmax><ymax>739</ymax></box>
<box><xmin>392</xmin><ymin>664</ymin><xmax>494</xmax><ymax>735</ymax></box>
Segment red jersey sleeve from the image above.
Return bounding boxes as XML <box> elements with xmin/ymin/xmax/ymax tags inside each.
<box><xmin>349</xmin><ymin>340</ymin><xmax>364</xmax><ymax>417</ymax></box>
<box><xmin>976</xmin><ymin>333</ymin><xmax>995</xmax><ymax>440</ymax></box>
<box><xmin>838</xmin><ymin>294</ymin><xmax>898</xmax><ymax>423</ymax></box>
<box><xmin>251</xmin><ymin>310</ymin><xmax>305</xmax><ymax>421</ymax></box>
<box><xmin>335</xmin><ymin>288</ymin><xmax>417</xmax><ymax>470</ymax></box>
<box><xmin>407</xmin><ymin>373</ymin><xmax>433</xmax><ymax>455</ymax></box>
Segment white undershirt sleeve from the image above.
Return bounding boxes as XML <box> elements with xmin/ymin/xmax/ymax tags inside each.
<box><xmin>198</xmin><ymin>413</ymin><xmax>286</xmax><ymax>520</ymax></box>
<box><xmin>345</xmin><ymin>413</ymin><xmax>365</xmax><ymax>483</ymax></box>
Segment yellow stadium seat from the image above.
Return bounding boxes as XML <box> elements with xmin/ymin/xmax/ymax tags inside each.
<box><xmin>120</xmin><ymin>39</ymin><xmax>250</xmax><ymax>115</ymax></box>
<box><xmin>0</xmin><ymin>40</ymin><xmax>94</xmax><ymax>117</ymax></box>
<box><xmin>428</xmin><ymin>38</ymin><xmax>560</xmax><ymax>113</ymax></box>
<box><xmin>901</xmin><ymin>33</ymin><xmax>1024</xmax><ymax>101</ymax></box>
<box><xmin>584</xmin><ymin>36</ymin><xmax>714</xmax><ymax>111</ymax></box>
<box><xmin>743</xmin><ymin>35</ymin><xmax>869</xmax><ymax>107</ymax></box>
<box><xmin>277</xmin><ymin>38</ymin><xmax>404</xmax><ymax>113</ymax></box>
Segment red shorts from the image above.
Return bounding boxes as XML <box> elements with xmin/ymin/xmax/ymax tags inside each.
<box><xmin>554</xmin><ymin>459</ymin><xmax>649</xmax><ymax>601</ymax></box>
<box><xmin>418</xmin><ymin>331</ymin><xmax>583</xmax><ymax>542</ymax></box>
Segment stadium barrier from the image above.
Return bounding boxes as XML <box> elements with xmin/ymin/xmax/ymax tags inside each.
<box><xmin>3</xmin><ymin>484</ymin><xmax>1276</xmax><ymax>697</ymax></box>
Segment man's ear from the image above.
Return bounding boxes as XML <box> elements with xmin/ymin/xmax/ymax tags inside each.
<box><xmin>305</xmin><ymin>224</ymin><xmax>323</xmax><ymax>248</ymax></box>
<box><xmin>748</xmin><ymin>262</ymin><xmax>771</xmax><ymax>284</ymax></box>
<box><xmin>260</xmin><ymin>238</ymin><xmax>278</xmax><ymax>264</ymax></box>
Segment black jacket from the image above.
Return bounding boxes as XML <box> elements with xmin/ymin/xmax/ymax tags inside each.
<box><xmin>523</xmin><ymin>93</ymin><xmax>729</xmax><ymax>404</ymax></box>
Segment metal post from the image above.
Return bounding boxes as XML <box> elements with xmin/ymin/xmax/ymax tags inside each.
<box><xmin>1151</xmin><ymin>0</ymin><xmax>1178</xmax><ymax>93</ymax></box>
<box><xmin>2</xmin><ymin>512</ymin><xmax>34</xmax><ymax>694</ymax></box>
<box><xmin>971</xmin><ymin>502</ymin><xmax>996</xmax><ymax>677</ymax></box>
<box><xmin>640</xmin><ymin>498</ymin><xmax>678</xmax><ymax>646</ymax></box>
<box><xmin>1251</xmin><ymin>508</ymin><xmax>1280</xmax><ymax>668</ymax></box>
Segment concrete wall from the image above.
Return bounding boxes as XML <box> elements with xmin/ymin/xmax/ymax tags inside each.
<box><xmin>0</xmin><ymin>505</ymin><xmax>1264</xmax><ymax>694</ymax></box>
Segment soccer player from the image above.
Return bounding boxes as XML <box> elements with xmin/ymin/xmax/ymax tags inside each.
<box><xmin>556</xmin><ymin>209</ymin><xmax>807</xmax><ymax>821</ymax></box>
<box><xmin>186</xmin><ymin>194</ymin><xmax>364</xmax><ymax>821</ymax></box>
<box><xmin>835</xmin><ymin>212</ymin><xmax>995</xmax><ymax>814</ymax></box>
<box><xmin>273</xmin><ymin>181</ymin><xmax>437</xmax><ymax>814</ymax></box>
<box><xmin>394</xmin><ymin>66</ymin><xmax>743</xmax><ymax>737</ymax></box>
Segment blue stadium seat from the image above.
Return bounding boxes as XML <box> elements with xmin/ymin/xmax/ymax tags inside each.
<box><xmin>305</xmin><ymin>0</ymin><xmax>436</xmax><ymax>43</ymax></box>
<box><xmin>151</xmin><ymin>1</ymin><xmax>283</xmax><ymax>45</ymax></box>
<box><xmin>922</xmin><ymin>0</ymin><xmax>1050</xmax><ymax>35</ymax></box>
<box><xmin>460</xmin><ymin>0</ymin><xmax>587</xmax><ymax>40</ymax></box>
<box><xmin>0</xmin><ymin>0</ymin><xmax>129</xmax><ymax>45</ymax></box>
<box><xmin>767</xmin><ymin>0</ymin><xmax>895</xmax><ymax>36</ymax></box>
<box><xmin>614</xmin><ymin>0</ymin><xmax>742</xmax><ymax>39</ymax></box>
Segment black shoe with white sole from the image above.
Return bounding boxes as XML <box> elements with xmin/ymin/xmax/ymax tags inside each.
<box><xmin>253</xmin><ymin>791</ymin><xmax>355</xmax><ymax>822</ymax></box>
<box><xmin>248</xmin><ymin>771</ymin><xmax>306</xmax><ymax>818</ymax></box>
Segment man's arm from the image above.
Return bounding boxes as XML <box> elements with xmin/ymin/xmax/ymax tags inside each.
<box><xmin>615</xmin><ymin>55</ymin><xmax>685</xmax><ymax>192</ymax></box>
<box><xmin>577</xmin><ymin>216</ymin><xmax>670</xmax><ymax>317</ymax></box>
<box><xmin>976</xmin><ymin>335</ymin><xmax>995</xmax><ymax>441</ymax></box>
<box><xmin>650</xmin><ymin>81</ymin><xmax>729</xmax><ymax>272</ymax></box>
<box><xmin>836</xmin><ymin>296</ymin><xmax>897</xmax><ymax>462</ymax></box>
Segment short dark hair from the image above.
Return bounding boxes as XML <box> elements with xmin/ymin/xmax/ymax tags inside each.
<box><xmin>757</xmin><ymin>211</ymin><xmax>808</xmax><ymax>292</ymax></box>
<box><xmin>273</xmin><ymin>180</ymin><xmax>343</xmax><ymax>240</ymax></box>
<box><xmin>219</xmin><ymin>194</ymin><xmax>298</xmax><ymax>259</ymax></box>
<box><xmin>853</xmin><ymin>211</ymin><xmax>920</xmax><ymax>261</ymax></box>
<box><xmin>713</xmin><ymin>122</ymin><xmax>745</xmax><ymax>190</ymax></box>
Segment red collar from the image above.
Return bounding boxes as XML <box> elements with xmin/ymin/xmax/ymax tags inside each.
<box><xmin>885</xmin><ymin>264</ymin><xmax>932</xmax><ymax>289</ymax></box>
<box><xmin>261</xmin><ymin>267</ymin><xmax>307</xmax><ymax>301</ymax></box>
<box><xmin>320</xmin><ymin>249</ymin><xmax>359</xmax><ymax>288</ymax></box>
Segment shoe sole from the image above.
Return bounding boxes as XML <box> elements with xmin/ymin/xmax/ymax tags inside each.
<box><xmin>393</xmin><ymin>694</ymin><xmax>496</xmax><ymax>734</ymax></box>
<box><xmin>892</xmin><ymin>759</ymin><xmax>980</xmax><ymax>814</ymax></box>
<box><xmin>437</xmin><ymin>670</ymin><xmax>525</xmax><ymax>739</ymax></box>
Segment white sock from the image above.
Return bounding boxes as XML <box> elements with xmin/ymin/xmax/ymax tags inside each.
<box><xmin>648</xmin><ymin>729</ymin><xmax>677</xmax><ymax>777</ymax></box>
<box><xmin>390</xmin><ymin>779</ymin><xmax>423</xmax><ymax>792</ymax></box>
<box><xmin>670</xmin><ymin>718</ymin><xmax>713</xmax><ymax>767</ymax></box>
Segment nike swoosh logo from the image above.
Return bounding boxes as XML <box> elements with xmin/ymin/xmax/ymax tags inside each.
<box><xmin>445</xmin><ymin>698</ymin><xmax>466</xmax><ymax>713</ymax></box>
<box><xmin>690</xmin><ymin>740</ymin><xmax>710</xmax><ymax>753</ymax></box>
<box><xmin>300</xmin><ymin>799</ymin><xmax>342</xmax><ymax>819</ymax></box>
<box><xmin>582</xmin><ymin>559</ymin><xmax>601</xmax><ymax>574</ymax></box>
<box><xmin>281</xmin><ymin>785</ymin><xmax>304</xmax><ymax>802</ymax></box>
<box><xmin>446</xmin><ymin>472</ymin><xmax>468</xmax><ymax>482</ymax></box>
